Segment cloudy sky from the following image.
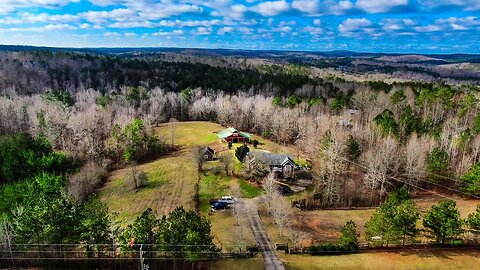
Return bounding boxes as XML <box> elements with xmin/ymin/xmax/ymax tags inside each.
<box><xmin>0</xmin><ymin>0</ymin><xmax>479</xmax><ymax>53</ymax></box>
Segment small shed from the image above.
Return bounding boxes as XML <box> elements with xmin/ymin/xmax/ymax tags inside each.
<box><xmin>202</xmin><ymin>147</ymin><xmax>215</xmax><ymax>161</ymax></box>
<box><xmin>218</xmin><ymin>127</ymin><xmax>251</xmax><ymax>143</ymax></box>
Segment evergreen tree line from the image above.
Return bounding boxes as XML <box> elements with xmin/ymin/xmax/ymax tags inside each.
<box><xmin>0</xmin><ymin>134</ymin><xmax>219</xmax><ymax>262</ymax></box>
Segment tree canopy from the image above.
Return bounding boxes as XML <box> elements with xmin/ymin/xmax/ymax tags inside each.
<box><xmin>423</xmin><ymin>199</ymin><xmax>463</xmax><ymax>244</ymax></box>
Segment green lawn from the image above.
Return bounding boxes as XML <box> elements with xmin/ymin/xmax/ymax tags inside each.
<box><xmin>156</xmin><ymin>121</ymin><xmax>222</xmax><ymax>147</ymax></box>
<box><xmin>199</xmin><ymin>167</ymin><xmax>232</xmax><ymax>214</ymax></box>
<box><xmin>239</xmin><ymin>178</ymin><xmax>263</xmax><ymax>198</ymax></box>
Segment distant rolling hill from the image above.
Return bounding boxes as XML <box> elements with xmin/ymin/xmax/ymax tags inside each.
<box><xmin>1</xmin><ymin>44</ymin><xmax>480</xmax><ymax>64</ymax></box>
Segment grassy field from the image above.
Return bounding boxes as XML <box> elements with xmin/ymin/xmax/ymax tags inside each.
<box><xmin>259</xmin><ymin>191</ymin><xmax>480</xmax><ymax>247</ymax></box>
<box><xmin>97</xmin><ymin>121</ymin><xmax>480</xmax><ymax>269</ymax></box>
<box><xmin>98</xmin><ymin>121</ymin><xmax>277</xmax><ymax>248</ymax></box>
<box><xmin>207</xmin><ymin>257</ymin><xmax>265</xmax><ymax>270</ymax></box>
<box><xmin>279</xmin><ymin>250</ymin><xmax>480</xmax><ymax>270</ymax></box>
<box><xmin>97</xmin><ymin>152</ymin><xmax>198</xmax><ymax>224</ymax></box>
<box><xmin>207</xmin><ymin>249</ymin><xmax>480</xmax><ymax>270</ymax></box>
<box><xmin>98</xmin><ymin>121</ymin><xmax>223</xmax><ymax>224</ymax></box>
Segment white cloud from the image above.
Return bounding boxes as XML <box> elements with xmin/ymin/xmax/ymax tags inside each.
<box><xmin>140</xmin><ymin>4</ymin><xmax>203</xmax><ymax>21</ymax></box>
<box><xmin>232</xmin><ymin>4</ymin><xmax>248</xmax><ymax>13</ymax></box>
<box><xmin>292</xmin><ymin>0</ymin><xmax>320</xmax><ymax>13</ymax></box>
<box><xmin>192</xmin><ymin>27</ymin><xmax>212</xmax><ymax>35</ymax></box>
<box><xmin>79</xmin><ymin>23</ymin><xmax>92</xmax><ymax>29</ymax></box>
<box><xmin>251</xmin><ymin>0</ymin><xmax>290</xmax><ymax>16</ymax></box>
<box><xmin>304</xmin><ymin>26</ymin><xmax>323</xmax><ymax>35</ymax></box>
<box><xmin>0</xmin><ymin>0</ymin><xmax>79</xmax><ymax>15</ymax></box>
<box><xmin>415</xmin><ymin>24</ymin><xmax>442</xmax><ymax>32</ymax></box>
<box><xmin>87</xmin><ymin>0</ymin><xmax>121</xmax><ymax>6</ymax></box>
<box><xmin>329</xmin><ymin>0</ymin><xmax>354</xmax><ymax>15</ymax></box>
<box><xmin>81</xmin><ymin>8</ymin><xmax>134</xmax><ymax>23</ymax></box>
<box><xmin>313</xmin><ymin>19</ymin><xmax>321</xmax><ymax>25</ymax></box>
<box><xmin>109</xmin><ymin>21</ymin><xmax>154</xmax><ymax>28</ymax></box>
<box><xmin>239</xmin><ymin>27</ymin><xmax>252</xmax><ymax>34</ymax></box>
<box><xmin>0</xmin><ymin>23</ymin><xmax>77</xmax><ymax>32</ymax></box>
<box><xmin>451</xmin><ymin>23</ymin><xmax>467</xmax><ymax>30</ymax></box>
<box><xmin>279</xmin><ymin>20</ymin><xmax>296</xmax><ymax>26</ymax></box>
<box><xmin>103</xmin><ymin>31</ymin><xmax>120</xmax><ymax>36</ymax></box>
<box><xmin>152</xmin><ymin>29</ymin><xmax>184</xmax><ymax>36</ymax></box>
<box><xmin>18</xmin><ymin>12</ymin><xmax>79</xmax><ymax>24</ymax></box>
<box><xmin>420</xmin><ymin>0</ymin><xmax>480</xmax><ymax>12</ymax></box>
<box><xmin>338</xmin><ymin>18</ymin><xmax>373</xmax><ymax>34</ymax></box>
<box><xmin>218</xmin><ymin>26</ymin><xmax>233</xmax><ymax>34</ymax></box>
<box><xmin>434</xmin><ymin>16</ymin><xmax>480</xmax><ymax>31</ymax></box>
<box><xmin>380</xmin><ymin>18</ymin><xmax>417</xmax><ymax>31</ymax></box>
<box><xmin>356</xmin><ymin>0</ymin><xmax>409</xmax><ymax>13</ymax></box>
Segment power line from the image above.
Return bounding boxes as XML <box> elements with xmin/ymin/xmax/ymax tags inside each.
<box><xmin>338</xmin><ymin>155</ymin><xmax>479</xmax><ymax>200</ymax></box>
<box><xmin>400</xmin><ymin>173</ymin><xmax>480</xmax><ymax>199</ymax></box>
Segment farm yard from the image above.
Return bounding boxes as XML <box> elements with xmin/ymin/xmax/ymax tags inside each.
<box><xmin>98</xmin><ymin>121</ymin><xmax>289</xmax><ymax>249</ymax></box>
<box><xmin>96</xmin><ymin>121</ymin><xmax>480</xmax><ymax>269</ymax></box>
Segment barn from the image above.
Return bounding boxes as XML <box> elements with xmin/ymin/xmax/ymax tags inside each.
<box><xmin>218</xmin><ymin>127</ymin><xmax>251</xmax><ymax>143</ymax></box>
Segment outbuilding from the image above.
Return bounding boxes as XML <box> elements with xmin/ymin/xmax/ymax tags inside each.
<box><xmin>218</xmin><ymin>127</ymin><xmax>251</xmax><ymax>143</ymax></box>
<box><xmin>202</xmin><ymin>146</ymin><xmax>215</xmax><ymax>161</ymax></box>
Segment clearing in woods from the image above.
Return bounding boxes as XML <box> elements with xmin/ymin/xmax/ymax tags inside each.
<box><xmin>98</xmin><ymin>121</ymin><xmax>223</xmax><ymax>224</ymax></box>
<box><xmin>97</xmin><ymin>121</ymin><xmax>286</xmax><ymax>251</ymax></box>
<box><xmin>97</xmin><ymin>121</ymin><xmax>480</xmax><ymax>269</ymax></box>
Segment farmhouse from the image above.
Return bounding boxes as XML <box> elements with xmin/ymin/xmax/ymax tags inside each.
<box><xmin>202</xmin><ymin>146</ymin><xmax>215</xmax><ymax>161</ymax></box>
<box><xmin>247</xmin><ymin>150</ymin><xmax>297</xmax><ymax>178</ymax></box>
<box><xmin>217</xmin><ymin>127</ymin><xmax>251</xmax><ymax>143</ymax></box>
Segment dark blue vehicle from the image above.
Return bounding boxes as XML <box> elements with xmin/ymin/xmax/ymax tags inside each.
<box><xmin>211</xmin><ymin>201</ymin><xmax>229</xmax><ymax>211</ymax></box>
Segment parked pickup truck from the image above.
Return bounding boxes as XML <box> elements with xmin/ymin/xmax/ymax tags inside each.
<box><xmin>219</xmin><ymin>196</ymin><xmax>236</xmax><ymax>204</ymax></box>
<box><xmin>211</xmin><ymin>201</ymin><xmax>229</xmax><ymax>211</ymax></box>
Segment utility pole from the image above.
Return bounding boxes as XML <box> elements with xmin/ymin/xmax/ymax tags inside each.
<box><xmin>139</xmin><ymin>244</ymin><xmax>144</xmax><ymax>270</ymax></box>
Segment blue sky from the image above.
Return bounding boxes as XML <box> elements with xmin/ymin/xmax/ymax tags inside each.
<box><xmin>0</xmin><ymin>0</ymin><xmax>479</xmax><ymax>53</ymax></box>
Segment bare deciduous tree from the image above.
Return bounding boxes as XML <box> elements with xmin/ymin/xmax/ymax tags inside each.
<box><xmin>193</xmin><ymin>146</ymin><xmax>206</xmax><ymax>172</ymax></box>
<box><xmin>286</xmin><ymin>225</ymin><xmax>308</xmax><ymax>252</ymax></box>
<box><xmin>229</xmin><ymin>176</ymin><xmax>248</xmax><ymax>252</ymax></box>
<box><xmin>364</xmin><ymin>137</ymin><xmax>400</xmax><ymax>197</ymax></box>
<box><xmin>125</xmin><ymin>162</ymin><xmax>148</xmax><ymax>190</ymax></box>
<box><xmin>404</xmin><ymin>136</ymin><xmax>430</xmax><ymax>188</ymax></box>
<box><xmin>271</xmin><ymin>196</ymin><xmax>292</xmax><ymax>237</ymax></box>
<box><xmin>218</xmin><ymin>152</ymin><xmax>234</xmax><ymax>176</ymax></box>
<box><xmin>169</xmin><ymin>118</ymin><xmax>177</xmax><ymax>147</ymax></box>
<box><xmin>318</xmin><ymin>136</ymin><xmax>347</xmax><ymax>205</ymax></box>
<box><xmin>67</xmin><ymin>161</ymin><xmax>107</xmax><ymax>201</ymax></box>
<box><xmin>262</xmin><ymin>173</ymin><xmax>280</xmax><ymax>214</ymax></box>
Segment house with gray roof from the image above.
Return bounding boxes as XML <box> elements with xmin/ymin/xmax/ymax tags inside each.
<box><xmin>247</xmin><ymin>150</ymin><xmax>297</xmax><ymax>178</ymax></box>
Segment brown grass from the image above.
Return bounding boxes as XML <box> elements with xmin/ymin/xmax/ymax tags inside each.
<box><xmin>279</xmin><ymin>192</ymin><xmax>480</xmax><ymax>245</ymax></box>
<box><xmin>279</xmin><ymin>250</ymin><xmax>480</xmax><ymax>270</ymax></box>
<box><xmin>98</xmin><ymin>121</ymin><xmax>223</xmax><ymax>224</ymax></box>
<box><xmin>98</xmin><ymin>121</ymin><xmax>292</xmax><ymax>249</ymax></box>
